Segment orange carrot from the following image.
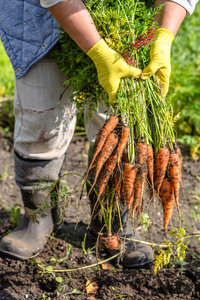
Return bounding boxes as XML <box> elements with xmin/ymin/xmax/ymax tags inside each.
<box><xmin>156</xmin><ymin>147</ymin><xmax>169</xmax><ymax>193</ymax></box>
<box><xmin>116</xmin><ymin>126</ymin><xmax>130</xmax><ymax>165</ymax></box>
<box><xmin>123</xmin><ymin>163</ymin><xmax>137</xmax><ymax>210</ymax></box>
<box><xmin>97</xmin><ymin>151</ymin><xmax>118</xmax><ymax>199</ymax></box>
<box><xmin>89</xmin><ymin>116</ymin><xmax>119</xmax><ymax>170</ymax></box>
<box><xmin>149</xmin><ymin>185</ymin><xmax>154</xmax><ymax>200</ymax></box>
<box><xmin>120</xmin><ymin>179</ymin><xmax>126</xmax><ymax>205</ymax></box>
<box><xmin>136</xmin><ymin>141</ymin><xmax>148</xmax><ymax>183</ymax></box>
<box><xmin>89</xmin><ymin>132</ymin><xmax>119</xmax><ymax>194</ymax></box>
<box><xmin>131</xmin><ymin>142</ymin><xmax>148</xmax><ymax>224</ymax></box>
<box><xmin>100</xmin><ymin>233</ymin><xmax>120</xmax><ymax>250</ymax></box>
<box><xmin>175</xmin><ymin>146</ymin><xmax>182</xmax><ymax>179</ymax></box>
<box><xmin>122</xmin><ymin>152</ymin><xmax>129</xmax><ymax>163</ymax></box>
<box><xmin>132</xmin><ymin>168</ymin><xmax>146</xmax><ymax>224</ymax></box>
<box><xmin>136</xmin><ymin>142</ymin><xmax>147</xmax><ymax>165</ymax></box>
<box><xmin>168</xmin><ymin>152</ymin><xmax>181</xmax><ymax>213</ymax></box>
<box><xmin>113</xmin><ymin>170</ymin><xmax>122</xmax><ymax>200</ymax></box>
<box><xmin>160</xmin><ymin>178</ymin><xmax>175</xmax><ymax>232</ymax></box>
<box><xmin>147</xmin><ymin>144</ymin><xmax>154</xmax><ymax>188</ymax></box>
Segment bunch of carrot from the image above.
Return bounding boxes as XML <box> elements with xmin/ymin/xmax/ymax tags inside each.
<box><xmin>87</xmin><ymin>110</ymin><xmax>182</xmax><ymax>236</ymax></box>
<box><xmin>54</xmin><ymin>0</ymin><xmax>183</xmax><ymax>243</ymax></box>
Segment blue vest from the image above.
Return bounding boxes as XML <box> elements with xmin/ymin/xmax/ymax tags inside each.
<box><xmin>0</xmin><ymin>0</ymin><xmax>60</xmax><ymax>79</ymax></box>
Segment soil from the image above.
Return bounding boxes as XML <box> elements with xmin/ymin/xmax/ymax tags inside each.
<box><xmin>0</xmin><ymin>135</ymin><xmax>200</xmax><ymax>300</ymax></box>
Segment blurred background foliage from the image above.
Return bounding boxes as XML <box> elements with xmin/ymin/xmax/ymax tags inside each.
<box><xmin>170</xmin><ymin>1</ymin><xmax>200</xmax><ymax>159</ymax></box>
<box><xmin>0</xmin><ymin>41</ymin><xmax>15</xmax><ymax>135</ymax></box>
<box><xmin>0</xmin><ymin>1</ymin><xmax>200</xmax><ymax>157</ymax></box>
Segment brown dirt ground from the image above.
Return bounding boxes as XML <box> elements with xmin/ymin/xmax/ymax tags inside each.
<box><xmin>0</xmin><ymin>135</ymin><xmax>200</xmax><ymax>300</ymax></box>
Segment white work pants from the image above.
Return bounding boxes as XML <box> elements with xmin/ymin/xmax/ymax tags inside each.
<box><xmin>13</xmin><ymin>57</ymin><xmax>108</xmax><ymax>160</ymax></box>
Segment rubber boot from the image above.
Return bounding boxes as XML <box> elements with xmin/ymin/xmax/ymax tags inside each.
<box><xmin>90</xmin><ymin>197</ymin><xmax>154</xmax><ymax>268</ymax></box>
<box><xmin>0</xmin><ymin>188</ymin><xmax>55</xmax><ymax>259</ymax></box>
<box><xmin>88</xmin><ymin>149</ymin><xmax>154</xmax><ymax>268</ymax></box>
<box><xmin>0</xmin><ymin>152</ymin><xmax>65</xmax><ymax>259</ymax></box>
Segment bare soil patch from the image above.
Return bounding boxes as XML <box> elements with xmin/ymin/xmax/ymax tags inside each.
<box><xmin>0</xmin><ymin>136</ymin><xmax>200</xmax><ymax>300</ymax></box>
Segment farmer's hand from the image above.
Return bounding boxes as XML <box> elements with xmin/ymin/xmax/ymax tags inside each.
<box><xmin>87</xmin><ymin>39</ymin><xmax>142</xmax><ymax>105</ymax></box>
<box><xmin>142</xmin><ymin>28</ymin><xmax>174</xmax><ymax>97</ymax></box>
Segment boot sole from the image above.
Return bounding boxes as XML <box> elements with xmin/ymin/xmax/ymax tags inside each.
<box><xmin>122</xmin><ymin>258</ymin><xmax>155</xmax><ymax>269</ymax></box>
<box><xmin>0</xmin><ymin>246</ymin><xmax>42</xmax><ymax>260</ymax></box>
<box><xmin>106</xmin><ymin>249</ymin><xmax>155</xmax><ymax>269</ymax></box>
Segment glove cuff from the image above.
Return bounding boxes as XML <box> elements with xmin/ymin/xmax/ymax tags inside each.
<box><xmin>87</xmin><ymin>39</ymin><xmax>109</xmax><ymax>60</ymax></box>
<box><xmin>156</xmin><ymin>28</ymin><xmax>175</xmax><ymax>44</ymax></box>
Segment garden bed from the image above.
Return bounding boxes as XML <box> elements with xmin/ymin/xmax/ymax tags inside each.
<box><xmin>0</xmin><ymin>135</ymin><xmax>200</xmax><ymax>300</ymax></box>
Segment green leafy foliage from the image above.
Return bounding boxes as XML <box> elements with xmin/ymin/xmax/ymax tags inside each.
<box><xmin>0</xmin><ymin>41</ymin><xmax>14</xmax><ymax>98</ymax></box>
<box><xmin>170</xmin><ymin>2</ymin><xmax>200</xmax><ymax>157</ymax></box>
<box><xmin>53</xmin><ymin>0</ymin><xmax>158</xmax><ymax>111</ymax></box>
<box><xmin>139</xmin><ymin>212</ymin><xmax>152</xmax><ymax>232</ymax></box>
<box><xmin>9</xmin><ymin>203</ymin><xmax>21</xmax><ymax>227</ymax></box>
<box><xmin>0</xmin><ymin>41</ymin><xmax>15</xmax><ymax>133</ymax></box>
<box><xmin>154</xmin><ymin>227</ymin><xmax>188</xmax><ymax>274</ymax></box>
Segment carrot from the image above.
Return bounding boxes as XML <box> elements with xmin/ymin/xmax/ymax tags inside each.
<box><xmin>97</xmin><ymin>151</ymin><xmax>118</xmax><ymax>199</ymax></box>
<box><xmin>147</xmin><ymin>144</ymin><xmax>154</xmax><ymax>188</ymax></box>
<box><xmin>116</xmin><ymin>126</ymin><xmax>130</xmax><ymax>165</ymax></box>
<box><xmin>132</xmin><ymin>168</ymin><xmax>146</xmax><ymax>224</ymax></box>
<box><xmin>168</xmin><ymin>152</ymin><xmax>181</xmax><ymax>215</ymax></box>
<box><xmin>174</xmin><ymin>146</ymin><xmax>182</xmax><ymax>179</ymax></box>
<box><xmin>123</xmin><ymin>163</ymin><xmax>137</xmax><ymax>210</ymax></box>
<box><xmin>122</xmin><ymin>152</ymin><xmax>129</xmax><ymax>163</ymax></box>
<box><xmin>136</xmin><ymin>142</ymin><xmax>147</xmax><ymax>164</ymax></box>
<box><xmin>149</xmin><ymin>164</ymin><xmax>157</xmax><ymax>201</ymax></box>
<box><xmin>89</xmin><ymin>132</ymin><xmax>119</xmax><ymax>194</ymax></box>
<box><xmin>130</xmin><ymin>142</ymin><xmax>148</xmax><ymax>224</ymax></box>
<box><xmin>156</xmin><ymin>147</ymin><xmax>169</xmax><ymax>194</ymax></box>
<box><xmin>89</xmin><ymin>150</ymin><xmax>118</xmax><ymax>227</ymax></box>
<box><xmin>100</xmin><ymin>232</ymin><xmax>120</xmax><ymax>250</ymax></box>
<box><xmin>120</xmin><ymin>179</ymin><xmax>126</xmax><ymax>205</ymax></box>
<box><xmin>113</xmin><ymin>170</ymin><xmax>122</xmax><ymax>200</ymax></box>
<box><xmin>149</xmin><ymin>185</ymin><xmax>154</xmax><ymax>200</ymax></box>
<box><xmin>89</xmin><ymin>115</ymin><xmax>119</xmax><ymax>170</ymax></box>
<box><xmin>160</xmin><ymin>178</ymin><xmax>175</xmax><ymax>232</ymax></box>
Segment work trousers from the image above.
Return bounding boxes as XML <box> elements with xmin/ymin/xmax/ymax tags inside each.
<box><xmin>13</xmin><ymin>56</ymin><xmax>108</xmax><ymax>160</ymax></box>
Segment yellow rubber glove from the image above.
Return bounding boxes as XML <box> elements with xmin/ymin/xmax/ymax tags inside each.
<box><xmin>142</xmin><ymin>28</ymin><xmax>174</xmax><ymax>97</ymax></box>
<box><xmin>87</xmin><ymin>39</ymin><xmax>142</xmax><ymax>105</ymax></box>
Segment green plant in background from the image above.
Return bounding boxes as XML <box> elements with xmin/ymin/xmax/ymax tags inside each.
<box><xmin>154</xmin><ymin>227</ymin><xmax>200</xmax><ymax>274</ymax></box>
<box><xmin>0</xmin><ymin>165</ymin><xmax>9</xmax><ymax>181</ymax></box>
<box><xmin>0</xmin><ymin>41</ymin><xmax>15</xmax><ymax>133</ymax></box>
<box><xmin>9</xmin><ymin>203</ymin><xmax>21</xmax><ymax>227</ymax></box>
<box><xmin>0</xmin><ymin>41</ymin><xmax>14</xmax><ymax>98</ymax></box>
<box><xmin>139</xmin><ymin>212</ymin><xmax>152</xmax><ymax>232</ymax></box>
<box><xmin>154</xmin><ymin>227</ymin><xmax>187</xmax><ymax>274</ymax></box>
<box><xmin>81</xmin><ymin>233</ymin><xmax>96</xmax><ymax>255</ymax></box>
<box><xmin>170</xmin><ymin>1</ymin><xmax>200</xmax><ymax>159</ymax></box>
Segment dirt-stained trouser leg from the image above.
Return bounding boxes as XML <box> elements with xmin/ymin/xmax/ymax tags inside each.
<box><xmin>0</xmin><ymin>56</ymin><xmax>77</xmax><ymax>259</ymax></box>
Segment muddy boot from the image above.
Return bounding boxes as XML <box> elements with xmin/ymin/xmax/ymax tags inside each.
<box><xmin>0</xmin><ymin>152</ymin><xmax>65</xmax><ymax>259</ymax></box>
<box><xmin>87</xmin><ymin>148</ymin><xmax>154</xmax><ymax>268</ymax></box>
<box><xmin>90</xmin><ymin>199</ymin><xmax>154</xmax><ymax>268</ymax></box>
<box><xmin>0</xmin><ymin>188</ymin><xmax>55</xmax><ymax>259</ymax></box>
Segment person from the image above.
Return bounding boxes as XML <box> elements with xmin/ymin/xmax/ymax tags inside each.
<box><xmin>0</xmin><ymin>0</ymin><xmax>198</xmax><ymax>267</ymax></box>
